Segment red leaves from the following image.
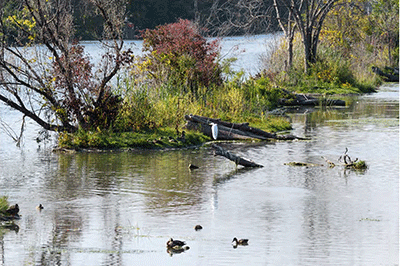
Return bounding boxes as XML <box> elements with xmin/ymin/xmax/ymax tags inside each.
<box><xmin>141</xmin><ymin>19</ymin><xmax>222</xmax><ymax>89</ymax></box>
<box><xmin>51</xmin><ymin>42</ymin><xmax>121</xmax><ymax>130</ymax></box>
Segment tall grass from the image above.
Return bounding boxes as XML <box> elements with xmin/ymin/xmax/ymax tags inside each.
<box><xmin>261</xmin><ymin>33</ymin><xmax>381</xmax><ymax>94</ymax></box>
<box><xmin>0</xmin><ymin>196</ymin><xmax>9</xmax><ymax>213</ymax></box>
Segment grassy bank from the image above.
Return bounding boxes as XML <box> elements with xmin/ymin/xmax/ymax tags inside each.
<box><xmin>57</xmin><ymin>12</ymin><xmax>397</xmax><ymax>150</ymax></box>
<box><xmin>58</xmin><ymin>115</ymin><xmax>292</xmax><ymax>150</ymax></box>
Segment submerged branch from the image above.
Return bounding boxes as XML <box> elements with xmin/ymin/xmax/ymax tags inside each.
<box><xmin>212</xmin><ymin>144</ymin><xmax>263</xmax><ymax>168</ymax></box>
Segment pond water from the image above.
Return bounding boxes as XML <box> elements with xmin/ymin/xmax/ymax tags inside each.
<box><xmin>0</xmin><ymin>36</ymin><xmax>399</xmax><ymax>266</ymax></box>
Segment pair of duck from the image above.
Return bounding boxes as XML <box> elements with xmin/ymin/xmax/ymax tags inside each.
<box><xmin>166</xmin><ymin>237</ymin><xmax>249</xmax><ymax>249</ymax></box>
<box><xmin>2</xmin><ymin>203</ymin><xmax>43</xmax><ymax>216</ymax></box>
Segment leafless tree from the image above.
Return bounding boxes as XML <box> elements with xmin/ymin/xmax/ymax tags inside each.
<box><xmin>0</xmin><ymin>0</ymin><xmax>131</xmax><ymax>135</ymax></box>
<box><xmin>202</xmin><ymin>0</ymin><xmax>276</xmax><ymax>37</ymax></box>
<box><xmin>273</xmin><ymin>0</ymin><xmax>296</xmax><ymax>71</ymax></box>
<box><xmin>277</xmin><ymin>0</ymin><xmax>337</xmax><ymax>72</ymax></box>
<box><xmin>204</xmin><ymin>0</ymin><xmax>337</xmax><ymax>72</ymax></box>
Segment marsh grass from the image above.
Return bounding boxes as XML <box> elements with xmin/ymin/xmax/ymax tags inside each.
<box><xmin>58</xmin><ymin>128</ymin><xmax>211</xmax><ymax>150</ymax></box>
<box><xmin>261</xmin><ymin>33</ymin><xmax>381</xmax><ymax>94</ymax></box>
<box><xmin>351</xmin><ymin>160</ymin><xmax>368</xmax><ymax>170</ymax></box>
<box><xmin>0</xmin><ymin>196</ymin><xmax>9</xmax><ymax>213</ymax></box>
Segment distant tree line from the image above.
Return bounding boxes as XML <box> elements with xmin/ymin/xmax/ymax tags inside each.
<box><xmin>2</xmin><ymin>0</ymin><xmax>282</xmax><ymax>42</ymax></box>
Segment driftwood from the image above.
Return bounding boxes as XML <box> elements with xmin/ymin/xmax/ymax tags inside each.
<box><xmin>212</xmin><ymin>144</ymin><xmax>263</xmax><ymax>167</ymax></box>
<box><xmin>279</xmin><ymin>89</ymin><xmax>346</xmax><ymax>107</ymax></box>
<box><xmin>184</xmin><ymin>114</ymin><xmax>307</xmax><ymax>141</ymax></box>
<box><xmin>322</xmin><ymin>148</ymin><xmax>367</xmax><ymax>170</ymax></box>
<box><xmin>284</xmin><ymin>162</ymin><xmax>323</xmax><ymax>167</ymax></box>
<box><xmin>372</xmin><ymin>66</ymin><xmax>399</xmax><ymax>82</ymax></box>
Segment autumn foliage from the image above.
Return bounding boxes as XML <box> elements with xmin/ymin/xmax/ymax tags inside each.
<box><xmin>140</xmin><ymin>19</ymin><xmax>222</xmax><ymax>93</ymax></box>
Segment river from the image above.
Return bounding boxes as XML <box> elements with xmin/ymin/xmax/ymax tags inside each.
<box><xmin>0</xmin><ymin>36</ymin><xmax>399</xmax><ymax>265</ymax></box>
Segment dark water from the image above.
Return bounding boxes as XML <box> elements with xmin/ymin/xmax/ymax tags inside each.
<box><xmin>0</xmin><ymin>82</ymin><xmax>398</xmax><ymax>265</ymax></box>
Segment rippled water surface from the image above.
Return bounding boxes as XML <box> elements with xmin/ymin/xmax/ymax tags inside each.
<box><xmin>0</xmin><ymin>38</ymin><xmax>399</xmax><ymax>265</ymax></box>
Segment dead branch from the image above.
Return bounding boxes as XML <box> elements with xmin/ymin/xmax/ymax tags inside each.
<box><xmin>323</xmin><ymin>148</ymin><xmax>366</xmax><ymax>169</ymax></box>
<box><xmin>212</xmin><ymin>144</ymin><xmax>263</xmax><ymax>168</ymax></box>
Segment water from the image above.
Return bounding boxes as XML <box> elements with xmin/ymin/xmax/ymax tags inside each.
<box><xmin>0</xmin><ymin>36</ymin><xmax>399</xmax><ymax>265</ymax></box>
<box><xmin>83</xmin><ymin>33</ymin><xmax>282</xmax><ymax>77</ymax></box>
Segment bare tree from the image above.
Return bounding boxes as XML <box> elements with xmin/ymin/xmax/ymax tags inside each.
<box><xmin>202</xmin><ymin>0</ymin><xmax>276</xmax><ymax>37</ymax></box>
<box><xmin>279</xmin><ymin>0</ymin><xmax>338</xmax><ymax>72</ymax></box>
<box><xmin>204</xmin><ymin>0</ymin><xmax>337</xmax><ymax>73</ymax></box>
<box><xmin>273</xmin><ymin>0</ymin><xmax>296</xmax><ymax>71</ymax></box>
<box><xmin>0</xmin><ymin>0</ymin><xmax>131</xmax><ymax>134</ymax></box>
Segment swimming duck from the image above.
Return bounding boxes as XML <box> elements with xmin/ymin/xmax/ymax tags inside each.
<box><xmin>36</xmin><ymin>204</ymin><xmax>44</xmax><ymax>210</ymax></box>
<box><xmin>5</xmin><ymin>204</ymin><xmax>19</xmax><ymax>216</ymax></box>
<box><xmin>166</xmin><ymin>238</ymin><xmax>186</xmax><ymax>249</ymax></box>
<box><xmin>188</xmin><ymin>164</ymin><xmax>199</xmax><ymax>170</ymax></box>
<box><xmin>194</xmin><ymin>224</ymin><xmax>203</xmax><ymax>231</ymax></box>
<box><xmin>232</xmin><ymin>237</ymin><xmax>249</xmax><ymax>246</ymax></box>
<box><xmin>167</xmin><ymin>245</ymin><xmax>190</xmax><ymax>256</ymax></box>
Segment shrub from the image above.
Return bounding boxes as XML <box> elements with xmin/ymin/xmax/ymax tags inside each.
<box><xmin>138</xmin><ymin>19</ymin><xmax>222</xmax><ymax>95</ymax></box>
<box><xmin>52</xmin><ymin>43</ymin><xmax>123</xmax><ymax>130</ymax></box>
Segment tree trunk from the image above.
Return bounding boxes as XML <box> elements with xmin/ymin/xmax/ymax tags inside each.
<box><xmin>287</xmin><ymin>34</ymin><xmax>294</xmax><ymax>71</ymax></box>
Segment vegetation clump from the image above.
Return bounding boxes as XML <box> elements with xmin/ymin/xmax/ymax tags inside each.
<box><xmin>349</xmin><ymin>160</ymin><xmax>367</xmax><ymax>170</ymax></box>
<box><xmin>261</xmin><ymin>0</ymin><xmax>398</xmax><ymax>95</ymax></box>
<box><xmin>58</xmin><ymin>128</ymin><xmax>210</xmax><ymax>150</ymax></box>
<box><xmin>0</xmin><ymin>196</ymin><xmax>9</xmax><ymax>214</ymax></box>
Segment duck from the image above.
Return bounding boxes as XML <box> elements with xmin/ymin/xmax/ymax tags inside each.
<box><xmin>177</xmin><ymin>131</ymin><xmax>186</xmax><ymax>142</ymax></box>
<box><xmin>166</xmin><ymin>245</ymin><xmax>190</xmax><ymax>256</ymax></box>
<box><xmin>5</xmin><ymin>204</ymin><xmax>19</xmax><ymax>216</ymax></box>
<box><xmin>188</xmin><ymin>164</ymin><xmax>199</xmax><ymax>170</ymax></box>
<box><xmin>36</xmin><ymin>204</ymin><xmax>44</xmax><ymax>210</ymax></box>
<box><xmin>194</xmin><ymin>224</ymin><xmax>203</xmax><ymax>231</ymax></box>
<box><xmin>166</xmin><ymin>238</ymin><xmax>186</xmax><ymax>249</ymax></box>
<box><xmin>232</xmin><ymin>237</ymin><xmax>249</xmax><ymax>246</ymax></box>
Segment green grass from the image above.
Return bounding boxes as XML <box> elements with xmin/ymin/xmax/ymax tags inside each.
<box><xmin>352</xmin><ymin>160</ymin><xmax>368</xmax><ymax>170</ymax></box>
<box><xmin>58</xmin><ymin>116</ymin><xmax>291</xmax><ymax>150</ymax></box>
<box><xmin>58</xmin><ymin>128</ymin><xmax>211</xmax><ymax>150</ymax></box>
<box><xmin>0</xmin><ymin>196</ymin><xmax>9</xmax><ymax>213</ymax></box>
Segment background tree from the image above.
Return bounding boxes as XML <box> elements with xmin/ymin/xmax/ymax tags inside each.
<box><xmin>202</xmin><ymin>0</ymin><xmax>278</xmax><ymax>36</ymax></box>
<box><xmin>273</xmin><ymin>0</ymin><xmax>296</xmax><ymax>71</ymax></box>
<box><xmin>203</xmin><ymin>0</ymin><xmax>337</xmax><ymax>73</ymax></box>
<box><xmin>279</xmin><ymin>0</ymin><xmax>338</xmax><ymax>72</ymax></box>
<box><xmin>0</xmin><ymin>0</ymin><xmax>131</xmax><ymax>133</ymax></box>
<box><xmin>367</xmin><ymin>0</ymin><xmax>399</xmax><ymax>66</ymax></box>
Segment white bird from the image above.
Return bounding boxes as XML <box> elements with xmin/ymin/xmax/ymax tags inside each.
<box><xmin>210</xmin><ymin>123</ymin><xmax>218</xmax><ymax>140</ymax></box>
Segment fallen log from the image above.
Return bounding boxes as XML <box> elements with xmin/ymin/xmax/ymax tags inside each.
<box><xmin>284</xmin><ymin>162</ymin><xmax>324</xmax><ymax>167</ymax></box>
<box><xmin>372</xmin><ymin>66</ymin><xmax>399</xmax><ymax>82</ymax></box>
<box><xmin>279</xmin><ymin>89</ymin><xmax>346</xmax><ymax>107</ymax></box>
<box><xmin>185</xmin><ymin>114</ymin><xmax>307</xmax><ymax>141</ymax></box>
<box><xmin>212</xmin><ymin>144</ymin><xmax>263</xmax><ymax>168</ymax></box>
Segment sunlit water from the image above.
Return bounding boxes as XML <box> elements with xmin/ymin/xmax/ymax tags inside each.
<box><xmin>0</xmin><ymin>36</ymin><xmax>399</xmax><ymax>265</ymax></box>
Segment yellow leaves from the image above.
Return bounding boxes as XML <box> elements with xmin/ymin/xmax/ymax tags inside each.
<box><xmin>342</xmin><ymin>82</ymin><xmax>351</xmax><ymax>88</ymax></box>
<box><xmin>7</xmin><ymin>6</ymin><xmax>36</xmax><ymax>34</ymax></box>
<box><xmin>316</xmin><ymin>69</ymin><xmax>332</xmax><ymax>82</ymax></box>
